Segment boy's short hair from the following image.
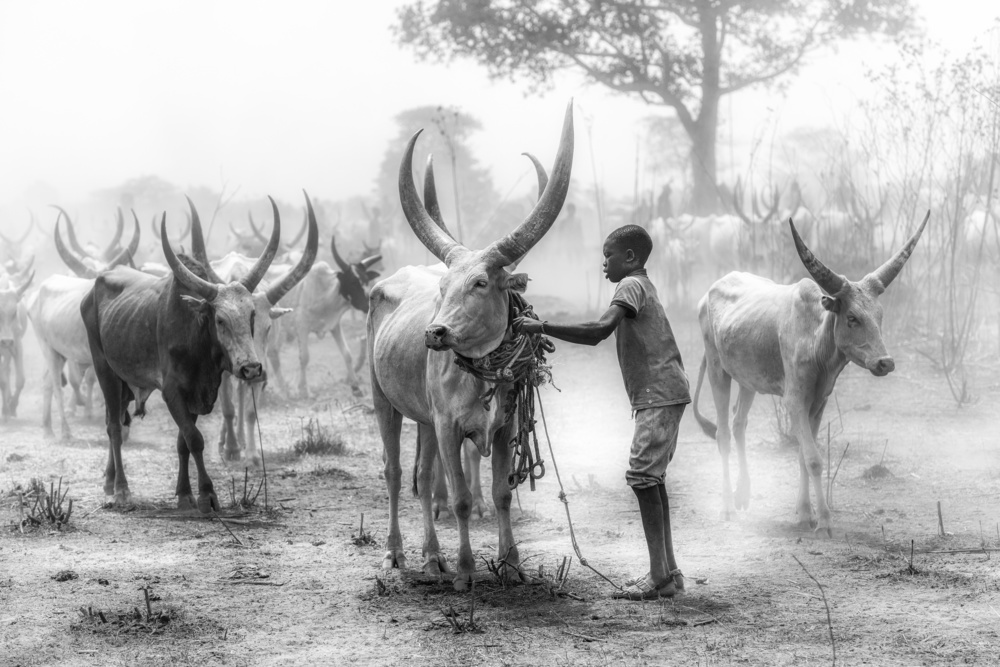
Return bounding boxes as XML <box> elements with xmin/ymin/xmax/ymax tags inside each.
<box><xmin>606</xmin><ymin>225</ymin><xmax>653</xmax><ymax>264</ymax></box>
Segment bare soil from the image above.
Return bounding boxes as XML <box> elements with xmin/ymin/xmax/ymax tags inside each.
<box><xmin>2</xmin><ymin>306</ymin><xmax>999</xmax><ymax>666</ymax></box>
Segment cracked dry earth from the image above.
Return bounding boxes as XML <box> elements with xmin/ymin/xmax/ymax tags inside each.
<box><xmin>2</xmin><ymin>311</ymin><xmax>999</xmax><ymax>666</ymax></box>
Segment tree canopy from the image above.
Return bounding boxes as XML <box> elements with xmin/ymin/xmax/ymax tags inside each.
<box><xmin>396</xmin><ymin>0</ymin><xmax>916</xmax><ymax>214</ymax></box>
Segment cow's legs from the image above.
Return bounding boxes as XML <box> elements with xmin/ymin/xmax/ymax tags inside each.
<box><xmin>706</xmin><ymin>360</ymin><xmax>735</xmax><ymax>520</ymax></box>
<box><xmin>416</xmin><ymin>423</ymin><xmax>449</xmax><ymax>575</ymax></box>
<box><xmin>0</xmin><ymin>349</ymin><xmax>12</xmax><ymax>418</ymax></box>
<box><xmin>491</xmin><ymin>418</ymin><xmax>523</xmax><ymax>583</ymax></box>
<box><xmin>374</xmin><ymin>380</ymin><xmax>405</xmax><ymax>570</ymax></box>
<box><xmin>218</xmin><ymin>374</ymin><xmax>240</xmax><ymax>461</ymax></box>
<box><xmin>436</xmin><ymin>417</ymin><xmax>475</xmax><ymax>590</ymax></box>
<box><xmin>296</xmin><ymin>326</ymin><xmax>310</xmax><ymax>399</ymax></box>
<box><xmin>787</xmin><ymin>399</ymin><xmax>831</xmax><ymax>536</ymax></box>
<box><xmin>464</xmin><ymin>442</ymin><xmax>488</xmax><ymax>518</ymax></box>
<box><xmin>431</xmin><ymin>453</ymin><xmax>450</xmax><ymax>520</ymax></box>
<box><xmin>731</xmin><ymin>384</ymin><xmax>756</xmax><ymax>511</ymax></box>
<box><xmin>244</xmin><ymin>383</ymin><xmax>262</xmax><ymax>465</ymax></box>
<box><xmin>45</xmin><ymin>349</ymin><xmax>72</xmax><ymax>440</ymax></box>
<box><xmin>330</xmin><ymin>323</ymin><xmax>362</xmax><ymax>397</ymax></box>
<box><xmin>9</xmin><ymin>343</ymin><xmax>24</xmax><ymax>417</ymax></box>
<box><xmin>91</xmin><ymin>369</ymin><xmax>128</xmax><ymax>504</ymax></box>
<box><xmin>41</xmin><ymin>368</ymin><xmax>54</xmax><ymax>434</ymax></box>
<box><xmin>162</xmin><ymin>386</ymin><xmax>217</xmax><ymax>513</ymax></box>
<box><xmin>265</xmin><ymin>343</ymin><xmax>289</xmax><ymax>397</ymax></box>
<box><xmin>82</xmin><ymin>365</ymin><xmax>96</xmax><ymax>419</ymax></box>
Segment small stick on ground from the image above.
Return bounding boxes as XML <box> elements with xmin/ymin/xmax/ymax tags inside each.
<box><xmin>828</xmin><ymin>442</ymin><xmax>851</xmax><ymax>507</ymax></box>
<box><xmin>212</xmin><ymin>510</ymin><xmax>245</xmax><ymax>546</ymax></box>
<box><xmin>142</xmin><ymin>586</ymin><xmax>152</xmax><ymax>622</ymax></box>
<box><xmin>937</xmin><ymin>501</ymin><xmax>945</xmax><ymax>537</ymax></box>
<box><xmin>879</xmin><ymin>439</ymin><xmax>889</xmax><ymax>466</ymax></box>
<box><xmin>909</xmin><ymin>539</ymin><xmax>915</xmax><ymax>573</ymax></box>
<box><xmin>791</xmin><ymin>554</ymin><xmax>836</xmax><ymax>667</ymax></box>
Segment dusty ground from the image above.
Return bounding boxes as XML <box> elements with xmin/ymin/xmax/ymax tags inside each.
<box><xmin>1</xmin><ymin>302</ymin><xmax>999</xmax><ymax>667</ymax></box>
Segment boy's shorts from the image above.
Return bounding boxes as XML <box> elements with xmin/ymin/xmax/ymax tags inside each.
<box><xmin>626</xmin><ymin>404</ymin><xmax>686</xmax><ymax>489</ymax></box>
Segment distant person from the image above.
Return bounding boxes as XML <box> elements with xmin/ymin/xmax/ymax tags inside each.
<box><xmin>514</xmin><ymin>224</ymin><xmax>690</xmax><ymax>600</ymax></box>
<box><xmin>657</xmin><ymin>182</ymin><xmax>673</xmax><ymax>221</ymax></box>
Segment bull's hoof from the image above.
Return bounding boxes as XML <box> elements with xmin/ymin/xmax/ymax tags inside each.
<box><xmin>178</xmin><ymin>495</ymin><xmax>198</xmax><ymax>511</ymax></box>
<box><xmin>422</xmin><ymin>554</ymin><xmax>451</xmax><ymax>576</ymax></box>
<box><xmin>350</xmin><ymin>385</ymin><xmax>364</xmax><ymax>398</ymax></box>
<box><xmin>471</xmin><ymin>497</ymin><xmax>490</xmax><ymax>519</ymax></box>
<box><xmin>734</xmin><ymin>482</ymin><xmax>751</xmax><ymax>510</ymax></box>
<box><xmin>432</xmin><ymin>498</ymin><xmax>450</xmax><ymax>521</ymax></box>
<box><xmin>815</xmin><ymin>521</ymin><xmax>833</xmax><ymax>538</ymax></box>
<box><xmin>197</xmin><ymin>493</ymin><xmax>219</xmax><ymax>514</ymax></box>
<box><xmin>382</xmin><ymin>550</ymin><xmax>406</xmax><ymax>570</ymax></box>
<box><xmin>452</xmin><ymin>573</ymin><xmax>474</xmax><ymax>591</ymax></box>
<box><xmin>796</xmin><ymin>517</ymin><xmax>817</xmax><ymax>532</ymax></box>
<box><xmin>719</xmin><ymin>508</ymin><xmax>734</xmax><ymax>521</ymax></box>
<box><xmin>112</xmin><ymin>489</ymin><xmax>132</xmax><ymax>506</ymax></box>
<box><xmin>221</xmin><ymin>448</ymin><xmax>242</xmax><ymax>463</ymax></box>
<box><xmin>43</xmin><ymin>427</ymin><xmax>56</xmax><ymax>440</ymax></box>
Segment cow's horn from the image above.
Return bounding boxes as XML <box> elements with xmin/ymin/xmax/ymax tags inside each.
<box><xmin>15</xmin><ymin>270</ymin><xmax>34</xmax><ymax>299</ymax></box>
<box><xmin>54</xmin><ymin>217</ymin><xmax>96</xmax><ymax>278</ymax></box>
<box><xmin>360</xmin><ymin>254</ymin><xmax>382</xmax><ymax>271</ymax></box>
<box><xmin>399</xmin><ymin>130</ymin><xmax>469</xmax><ymax>266</ymax></box>
<box><xmin>267</xmin><ymin>190</ymin><xmax>319</xmax><ymax>305</ymax></box>
<box><xmin>521</xmin><ymin>152</ymin><xmax>549</xmax><ymax>199</ymax></box>
<box><xmin>285</xmin><ymin>207</ymin><xmax>308</xmax><ymax>249</ymax></box>
<box><xmin>100</xmin><ymin>207</ymin><xmax>126</xmax><ymax>262</ymax></box>
<box><xmin>865</xmin><ymin>209</ymin><xmax>930</xmax><ymax>293</ymax></box>
<box><xmin>248</xmin><ymin>210</ymin><xmax>268</xmax><ymax>244</ymax></box>
<box><xmin>240</xmin><ymin>197</ymin><xmax>281</xmax><ymax>293</ymax></box>
<box><xmin>423</xmin><ymin>155</ymin><xmax>455</xmax><ymax>240</ymax></box>
<box><xmin>485</xmin><ymin>100</ymin><xmax>575</xmax><ymax>267</ymax></box>
<box><xmin>788</xmin><ymin>218</ymin><xmax>847</xmax><ymax>296</ymax></box>
<box><xmin>330</xmin><ymin>235</ymin><xmax>351</xmax><ymax>274</ymax></box>
<box><xmin>161</xmin><ymin>214</ymin><xmax>219</xmax><ymax>300</ymax></box>
<box><xmin>107</xmin><ymin>211</ymin><xmax>142</xmax><ymax>269</ymax></box>
<box><xmin>51</xmin><ymin>205</ymin><xmax>92</xmax><ymax>259</ymax></box>
<box><xmin>187</xmin><ymin>196</ymin><xmax>224</xmax><ymax>283</ymax></box>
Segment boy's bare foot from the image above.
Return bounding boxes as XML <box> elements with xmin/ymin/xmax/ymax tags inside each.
<box><xmin>612</xmin><ymin>574</ymin><xmax>677</xmax><ymax>600</ymax></box>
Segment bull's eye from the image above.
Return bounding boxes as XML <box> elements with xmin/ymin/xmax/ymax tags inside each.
<box><xmin>216</xmin><ymin>316</ymin><xmax>224</xmax><ymax>328</ymax></box>
<box><xmin>846</xmin><ymin>314</ymin><xmax>858</xmax><ymax>327</ymax></box>
<box><xmin>250</xmin><ymin>311</ymin><xmax>256</xmax><ymax>337</ymax></box>
<box><xmin>475</xmin><ymin>279</ymin><xmax>488</xmax><ymax>288</ymax></box>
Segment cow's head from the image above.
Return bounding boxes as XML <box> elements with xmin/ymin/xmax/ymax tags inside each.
<box><xmin>398</xmin><ymin>102</ymin><xmax>574</xmax><ymax>359</ymax></box>
<box><xmin>54</xmin><ymin>207</ymin><xmax>140</xmax><ymax>278</ymax></box>
<box><xmin>790</xmin><ymin>211</ymin><xmax>929</xmax><ymax>377</ymax></box>
<box><xmin>331</xmin><ymin>235</ymin><xmax>382</xmax><ymax>312</ymax></box>
<box><xmin>188</xmin><ymin>193</ymin><xmax>318</xmax><ymax>363</ymax></box>
<box><xmin>0</xmin><ymin>272</ymin><xmax>32</xmax><ymax>347</ymax></box>
<box><xmin>161</xmin><ymin>199</ymin><xmax>282</xmax><ymax>382</ymax></box>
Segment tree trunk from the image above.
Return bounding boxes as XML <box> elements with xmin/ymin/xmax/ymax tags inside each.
<box><xmin>689</xmin><ymin>113</ymin><xmax>719</xmax><ymax>215</ymax></box>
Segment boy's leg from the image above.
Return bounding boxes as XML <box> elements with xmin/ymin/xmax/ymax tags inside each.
<box><xmin>633</xmin><ymin>484</ymin><xmax>669</xmax><ymax>585</ymax></box>
<box><xmin>658</xmin><ymin>483</ymin><xmax>684</xmax><ymax>591</ymax></box>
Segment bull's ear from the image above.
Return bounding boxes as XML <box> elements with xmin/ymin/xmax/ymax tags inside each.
<box><xmin>504</xmin><ymin>272</ymin><xmax>530</xmax><ymax>293</ymax></box>
<box><xmin>366</xmin><ymin>271</ymin><xmax>380</xmax><ymax>281</ymax></box>
<box><xmin>820</xmin><ymin>295</ymin><xmax>841</xmax><ymax>313</ymax></box>
<box><xmin>269</xmin><ymin>307</ymin><xmax>293</xmax><ymax>320</ymax></box>
<box><xmin>180</xmin><ymin>294</ymin><xmax>207</xmax><ymax>312</ymax></box>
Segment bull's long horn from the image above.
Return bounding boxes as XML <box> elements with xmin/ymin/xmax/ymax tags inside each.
<box><xmin>54</xmin><ymin>218</ymin><xmax>96</xmax><ymax>279</ymax></box>
<box><xmin>15</xmin><ymin>270</ymin><xmax>34</xmax><ymax>299</ymax></box>
<box><xmin>51</xmin><ymin>206</ymin><xmax>92</xmax><ymax>258</ymax></box>
<box><xmin>521</xmin><ymin>152</ymin><xmax>549</xmax><ymax>199</ymax></box>
<box><xmin>267</xmin><ymin>190</ymin><xmax>319</xmax><ymax>305</ymax></box>
<box><xmin>330</xmin><ymin>235</ymin><xmax>351</xmax><ymax>274</ymax></box>
<box><xmin>788</xmin><ymin>218</ymin><xmax>847</xmax><ymax>296</ymax></box>
<box><xmin>187</xmin><ymin>196</ymin><xmax>224</xmax><ymax>283</ymax></box>
<box><xmin>285</xmin><ymin>207</ymin><xmax>308</xmax><ymax>249</ymax></box>
<box><xmin>100</xmin><ymin>208</ymin><xmax>125</xmax><ymax>262</ymax></box>
<box><xmin>422</xmin><ymin>155</ymin><xmax>455</xmax><ymax>239</ymax></box>
<box><xmin>240</xmin><ymin>197</ymin><xmax>281</xmax><ymax>293</ymax></box>
<box><xmin>865</xmin><ymin>209</ymin><xmax>930</xmax><ymax>293</ymax></box>
<box><xmin>107</xmin><ymin>211</ymin><xmax>142</xmax><ymax>268</ymax></box>
<box><xmin>248</xmin><ymin>211</ymin><xmax>268</xmax><ymax>244</ymax></box>
<box><xmin>161</xmin><ymin>214</ymin><xmax>218</xmax><ymax>300</ymax></box>
<box><xmin>360</xmin><ymin>254</ymin><xmax>382</xmax><ymax>270</ymax></box>
<box><xmin>399</xmin><ymin>130</ymin><xmax>469</xmax><ymax>266</ymax></box>
<box><xmin>229</xmin><ymin>220</ymin><xmax>252</xmax><ymax>242</ymax></box>
<box><xmin>484</xmin><ymin>101</ymin><xmax>575</xmax><ymax>267</ymax></box>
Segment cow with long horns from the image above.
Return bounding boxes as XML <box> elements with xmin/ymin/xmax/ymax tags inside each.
<box><xmin>0</xmin><ymin>269</ymin><xmax>34</xmax><ymax>418</ymax></box>
<box><xmin>369</xmin><ymin>102</ymin><xmax>574</xmax><ymax>589</ymax></box>
<box><xmin>183</xmin><ymin>194</ymin><xmax>320</xmax><ymax>462</ymax></box>
<box><xmin>692</xmin><ymin>212</ymin><xmax>930</xmax><ymax>535</ymax></box>
<box><xmin>26</xmin><ymin>211</ymin><xmax>142</xmax><ymax>438</ymax></box>
<box><xmin>81</xmin><ymin>202</ymin><xmax>281</xmax><ymax>510</ymax></box>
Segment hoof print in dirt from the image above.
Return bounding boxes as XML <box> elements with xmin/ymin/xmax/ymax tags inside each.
<box><xmin>52</xmin><ymin>570</ymin><xmax>78</xmax><ymax>582</ymax></box>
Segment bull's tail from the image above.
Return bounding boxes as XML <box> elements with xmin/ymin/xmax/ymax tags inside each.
<box><xmin>412</xmin><ymin>432</ymin><xmax>420</xmax><ymax>498</ymax></box>
<box><xmin>692</xmin><ymin>356</ymin><xmax>718</xmax><ymax>440</ymax></box>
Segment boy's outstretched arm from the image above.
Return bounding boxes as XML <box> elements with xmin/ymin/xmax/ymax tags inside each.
<box><xmin>512</xmin><ymin>305</ymin><xmax>628</xmax><ymax>347</ymax></box>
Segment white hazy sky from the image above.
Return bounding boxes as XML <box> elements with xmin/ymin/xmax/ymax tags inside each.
<box><xmin>1</xmin><ymin>0</ymin><xmax>998</xmax><ymax>221</ymax></box>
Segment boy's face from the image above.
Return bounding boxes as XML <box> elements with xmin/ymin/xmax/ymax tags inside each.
<box><xmin>602</xmin><ymin>239</ymin><xmax>635</xmax><ymax>283</ymax></box>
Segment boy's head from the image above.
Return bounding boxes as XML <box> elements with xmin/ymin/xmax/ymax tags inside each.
<box><xmin>603</xmin><ymin>225</ymin><xmax>652</xmax><ymax>283</ymax></box>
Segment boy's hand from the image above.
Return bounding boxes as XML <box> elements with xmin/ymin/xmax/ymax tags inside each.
<box><xmin>512</xmin><ymin>316</ymin><xmax>544</xmax><ymax>336</ymax></box>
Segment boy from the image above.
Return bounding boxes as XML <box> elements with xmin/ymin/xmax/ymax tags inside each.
<box><xmin>513</xmin><ymin>224</ymin><xmax>690</xmax><ymax>600</ymax></box>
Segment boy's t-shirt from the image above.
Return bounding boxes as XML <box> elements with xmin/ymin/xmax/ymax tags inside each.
<box><xmin>610</xmin><ymin>269</ymin><xmax>691</xmax><ymax>410</ymax></box>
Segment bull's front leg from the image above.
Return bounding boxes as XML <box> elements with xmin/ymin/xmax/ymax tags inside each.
<box><xmin>490</xmin><ymin>419</ymin><xmax>523</xmax><ymax>583</ymax></box>
<box><xmin>464</xmin><ymin>441</ymin><xmax>489</xmax><ymax>518</ymax></box>
<box><xmin>330</xmin><ymin>323</ymin><xmax>362</xmax><ymax>397</ymax></box>
<box><xmin>436</xmin><ymin>417</ymin><xmax>476</xmax><ymax>591</ymax></box>
<box><xmin>374</xmin><ymin>387</ymin><xmax>405</xmax><ymax>570</ymax></box>
<box><xmin>416</xmin><ymin>424</ymin><xmax>449</xmax><ymax>576</ymax></box>
<box><xmin>218</xmin><ymin>374</ymin><xmax>240</xmax><ymax>461</ymax></box>
<box><xmin>0</xmin><ymin>351</ymin><xmax>11</xmax><ymax>419</ymax></box>
<box><xmin>11</xmin><ymin>343</ymin><xmax>25</xmax><ymax>417</ymax></box>
<box><xmin>243</xmin><ymin>383</ymin><xmax>262</xmax><ymax>465</ymax></box>
<box><xmin>787</xmin><ymin>399</ymin><xmax>831</xmax><ymax>536</ymax></box>
<box><xmin>265</xmin><ymin>342</ymin><xmax>289</xmax><ymax>397</ymax></box>
<box><xmin>296</xmin><ymin>325</ymin><xmax>310</xmax><ymax>399</ymax></box>
<box><xmin>163</xmin><ymin>385</ymin><xmax>217</xmax><ymax>513</ymax></box>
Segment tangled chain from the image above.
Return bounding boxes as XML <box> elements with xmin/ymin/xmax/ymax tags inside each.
<box><xmin>452</xmin><ymin>292</ymin><xmax>556</xmax><ymax>490</ymax></box>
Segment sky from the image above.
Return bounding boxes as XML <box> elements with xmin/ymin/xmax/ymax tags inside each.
<box><xmin>1</xmin><ymin>0</ymin><xmax>998</xmax><ymax>227</ymax></box>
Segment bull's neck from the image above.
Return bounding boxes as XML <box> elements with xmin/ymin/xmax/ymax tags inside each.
<box><xmin>815</xmin><ymin>311</ymin><xmax>849</xmax><ymax>378</ymax></box>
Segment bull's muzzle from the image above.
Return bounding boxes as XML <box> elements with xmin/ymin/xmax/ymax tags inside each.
<box><xmin>424</xmin><ymin>324</ymin><xmax>449</xmax><ymax>351</ymax></box>
<box><xmin>868</xmin><ymin>356</ymin><xmax>895</xmax><ymax>377</ymax></box>
<box><xmin>236</xmin><ymin>361</ymin><xmax>264</xmax><ymax>382</ymax></box>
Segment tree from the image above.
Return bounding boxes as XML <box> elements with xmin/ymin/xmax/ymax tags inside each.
<box><xmin>396</xmin><ymin>0</ymin><xmax>914</xmax><ymax>214</ymax></box>
<box><xmin>374</xmin><ymin>105</ymin><xmax>498</xmax><ymax>259</ymax></box>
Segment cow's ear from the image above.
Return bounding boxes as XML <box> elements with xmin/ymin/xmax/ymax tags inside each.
<box><xmin>504</xmin><ymin>273</ymin><xmax>530</xmax><ymax>294</ymax></box>
<box><xmin>180</xmin><ymin>294</ymin><xmax>208</xmax><ymax>313</ymax></box>
<box><xmin>366</xmin><ymin>271</ymin><xmax>380</xmax><ymax>281</ymax></box>
<box><xmin>820</xmin><ymin>295</ymin><xmax>841</xmax><ymax>313</ymax></box>
<box><xmin>269</xmin><ymin>307</ymin><xmax>293</xmax><ymax>320</ymax></box>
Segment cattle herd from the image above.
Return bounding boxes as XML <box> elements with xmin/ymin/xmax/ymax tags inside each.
<box><xmin>0</xmin><ymin>102</ymin><xmax>946</xmax><ymax>592</ymax></box>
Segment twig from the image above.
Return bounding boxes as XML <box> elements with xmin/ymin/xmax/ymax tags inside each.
<box><xmin>791</xmin><ymin>554</ymin><xmax>836</xmax><ymax>666</ymax></box>
<box><xmin>562</xmin><ymin>630</ymin><xmax>608</xmax><ymax>643</ymax></box>
<box><xmin>879</xmin><ymin>439</ymin><xmax>889</xmax><ymax>466</ymax></box>
<box><xmin>251</xmin><ymin>386</ymin><xmax>269</xmax><ymax>509</ymax></box>
<box><xmin>937</xmin><ymin>501</ymin><xmax>945</xmax><ymax>537</ymax></box>
<box><xmin>212</xmin><ymin>510</ymin><xmax>245</xmax><ymax>546</ymax></box>
<box><xmin>828</xmin><ymin>442</ymin><xmax>851</xmax><ymax>506</ymax></box>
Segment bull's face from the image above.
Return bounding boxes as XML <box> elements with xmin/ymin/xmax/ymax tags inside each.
<box><xmin>250</xmin><ymin>291</ymin><xmax>291</xmax><ymax>360</ymax></box>
<box><xmin>0</xmin><ymin>291</ymin><xmax>22</xmax><ymax>347</ymax></box>
<box><xmin>822</xmin><ymin>285</ymin><xmax>894</xmax><ymax>376</ymax></box>
<box><xmin>425</xmin><ymin>254</ymin><xmax>528</xmax><ymax>358</ymax></box>
<box><xmin>201</xmin><ymin>284</ymin><xmax>265</xmax><ymax>382</ymax></box>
